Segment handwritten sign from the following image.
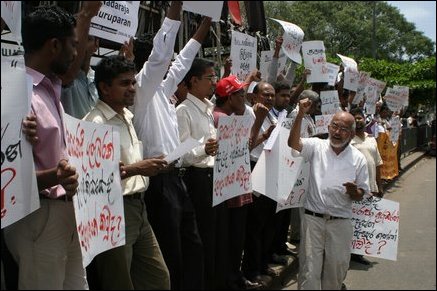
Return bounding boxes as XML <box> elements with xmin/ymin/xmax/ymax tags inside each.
<box><xmin>302</xmin><ymin>41</ymin><xmax>329</xmax><ymax>83</ymax></box>
<box><xmin>337</xmin><ymin>54</ymin><xmax>358</xmax><ymax>91</ymax></box>
<box><xmin>353</xmin><ymin>71</ymin><xmax>371</xmax><ymax>105</ymax></box>
<box><xmin>259</xmin><ymin>50</ymin><xmax>287</xmax><ymax>81</ymax></box>
<box><xmin>276</xmin><ymin>161</ymin><xmax>309</xmax><ymax>212</ymax></box>
<box><xmin>351</xmin><ymin>196</ymin><xmax>400</xmax><ymax>261</ymax></box>
<box><xmin>315</xmin><ymin>114</ymin><xmax>334</xmax><ymax>134</ymax></box>
<box><xmin>230</xmin><ymin>31</ymin><xmax>257</xmax><ymax>81</ymax></box>
<box><xmin>183</xmin><ymin>1</ymin><xmax>224</xmax><ymax>22</ymax></box>
<box><xmin>64</xmin><ymin>114</ymin><xmax>125</xmax><ymax>267</ymax></box>
<box><xmin>1</xmin><ymin>55</ymin><xmax>39</xmax><ymax>229</ymax></box>
<box><xmin>394</xmin><ymin>85</ymin><xmax>409</xmax><ymax>107</ymax></box>
<box><xmin>384</xmin><ymin>87</ymin><xmax>407</xmax><ymax>113</ymax></box>
<box><xmin>213</xmin><ymin>116</ymin><xmax>253</xmax><ymax>206</ymax></box>
<box><xmin>270</xmin><ymin>18</ymin><xmax>304</xmax><ymax>64</ymax></box>
<box><xmin>1</xmin><ymin>1</ymin><xmax>22</xmax><ymax>42</ymax></box>
<box><xmin>320</xmin><ymin>91</ymin><xmax>340</xmax><ymax>115</ymax></box>
<box><xmin>89</xmin><ymin>1</ymin><xmax>140</xmax><ymax>44</ymax></box>
<box><xmin>389</xmin><ymin>116</ymin><xmax>401</xmax><ymax>146</ymax></box>
<box><xmin>327</xmin><ymin>63</ymin><xmax>340</xmax><ymax>86</ymax></box>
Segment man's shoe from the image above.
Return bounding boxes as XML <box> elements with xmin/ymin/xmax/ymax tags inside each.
<box><xmin>351</xmin><ymin>254</ymin><xmax>371</xmax><ymax>265</ymax></box>
<box><xmin>251</xmin><ymin>275</ymin><xmax>272</xmax><ymax>288</ymax></box>
<box><xmin>241</xmin><ymin>278</ymin><xmax>262</xmax><ymax>290</ymax></box>
<box><xmin>341</xmin><ymin>283</ymin><xmax>347</xmax><ymax>290</ymax></box>
<box><xmin>272</xmin><ymin>253</ymin><xmax>290</xmax><ymax>265</ymax></box>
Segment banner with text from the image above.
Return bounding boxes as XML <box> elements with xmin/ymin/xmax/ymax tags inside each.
<box><xmin>213</xmin><ymin>115</ymin><xmax>253</xmax><ymax>206</ymax></box>
<box><xmin>90</xmin><ymin>1</ymin><xmax>140</xmax><ymax>44</ymax></box>
<box><xmin>1</xmin><ymin>55</ymin><xmax>39</xmax><ymax>228</ymax></box>
<box><xmin>64</xmin><ymin>114</ymin><xmax>125</xmax><ymax>267</ymax></box>
<box><xmin>351</xmin><ymin>196</ymin><xmax>399</xmax><ymax>261</ymax></box>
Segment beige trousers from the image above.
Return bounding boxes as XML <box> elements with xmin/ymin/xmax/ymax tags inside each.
<box><xmin>4</xmin><ymin>199</ymin><xmax>88</xmax><ymax>290</ymax></box>
<box><xmin>298</xmin><ymin>213</ymin><xmax>353</xmax><ymax>290</ymax></box>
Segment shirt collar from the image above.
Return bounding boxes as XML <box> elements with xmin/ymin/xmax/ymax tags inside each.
<box><xmin>26</xmin><ymin>66</ymin><xmax>62</xmax><ymax>88</ymax></box>
<box><xmin>95</xmin><ymin>99</ymin><xmax>133</xmax><ymax>121</ymax></box>
<box><xmin>187</xmin><ymin>93</ymin><xmax>214</xmax><ymax>113</ymax></box>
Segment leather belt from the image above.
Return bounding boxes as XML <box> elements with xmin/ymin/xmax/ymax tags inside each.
<box><xmin>124</xmin><ymin>192</ymin><xmax>144</xmax><ymax>200</ymax></box>
<box><xmin>304</xmin><ymin>209</ymin><xmax>346</xmax><ymax>220</ymax></box>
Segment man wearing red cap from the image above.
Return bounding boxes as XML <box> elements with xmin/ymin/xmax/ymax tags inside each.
<box><xmin>213</xmin><ymin>75</ymin><xmax>261</xmax><ymax>290</ymax></box>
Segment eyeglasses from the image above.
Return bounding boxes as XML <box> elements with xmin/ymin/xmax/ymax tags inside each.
<box><xmin>202</xmin><ymin>75</ymin><xmax>218</xmax><ymax>82</ymax></box>
<box><xmin>329</xmin><ymin>122</ymin><xmax>351</xmax><ymax>134</ymax></box>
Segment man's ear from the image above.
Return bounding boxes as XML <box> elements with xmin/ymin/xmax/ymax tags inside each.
<box><xmin>98</xmin><ymin>81</ymin><xmax>110</xmax><ymax>98</ymax></box>
<box><xmin>48</xmin><ymin>38</ymin><xmax>62</xmax><ymax>55</ymax></box>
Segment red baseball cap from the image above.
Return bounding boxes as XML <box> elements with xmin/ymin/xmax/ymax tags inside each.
<box><xmin>215</xmin><ymin>75</ymin><xmax>246</xmax><ymax>99</ymax></box>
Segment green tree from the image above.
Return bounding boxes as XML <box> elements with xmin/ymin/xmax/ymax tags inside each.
<box><xmin>264</xmin><ymin>1</ymin><xmax>435</xmax><ymax>62</ymax></box>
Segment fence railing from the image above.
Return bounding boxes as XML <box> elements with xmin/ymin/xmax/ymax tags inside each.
<box><xmin>399</xmin><ymin>124</ymin><xmax>434</xmax><ymax>156</ymax></box>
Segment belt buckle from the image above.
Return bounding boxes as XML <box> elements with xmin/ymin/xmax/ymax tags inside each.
<box><xmin>323</xmin><ymin>214</ymin><xmax>331</xmax><ymax>220</ymax></box>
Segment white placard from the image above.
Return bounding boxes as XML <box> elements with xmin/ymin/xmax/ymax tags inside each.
<box><xmin>320</xmin><ymin>91</ymin><xmax>340</xmax><ymax>115</ymax></box>
<box><xmin>276</xmin><ymin>161</ymin><xmax>310</xmax><ymax>212</ymax></box>
<box><xmin>270</xmin><ymin>18</ymin><xmax>304</xmax><ymax>64</ymax></box>
<box><xmin>164</xmin><ymin>137</ymin><xmax>203</xmax><ymax>164</ymax></box>
<box><xmin>351</xmin><ymin>196</ymin><xmax>400</xmax><ymax>261</ymax></box>
<box><xmin>1</xmin><ymin>55</ymin><xmax>39</xmax><ymax>228</ymax></box>
<box><xmin>302</xmin><ymin>41</ymin><xmax>329</xmax><ymax>83</ymax></box>
<box><xmin>315</xmin><ymin>114</ymin><xmax>334</xmax><ymax>134</ymax></box>
<box><xmin>64</xmin><ymin>114</ymin><xmax>125</xmax><ymax>267</ymax></box>
<box><xmin>230</xmin><ymin>31</ymin><xmax>257</xmax><ymax>81</ymax></box>
<box><xmin>183</xmin><ymin>1</ymin><xmax>224</xmax><ymax>22</ymax></box>
<box><xmin>213</xmin><ymin>116</ymin><xmax>253</xmax><ymax>206</ymax></box>
<box><xmin>1</xmin><ymin>1</ymin><xmax>22</xmax><ymax>42</ymax></box>
<box><xmin>353</xmin><ymin>71</ymin><xmax>371</xmax><ymax>105</ymax></box>
<box><xmin>337</xmin><ymin>54</ymin><xmax>359</xmax><ymax>91</ymax></box>
<box><xmin>89</xmin><ymin>1</ymin><xmax>140</xmax><ymax>44</ymax></box>
<box><xmin>252</xmin><ymin>128</ymin><xmax>303</xmax><ymax>202</ymax></box>
<box><xmin>327</xmin><ymin>63</ymin><xmax>340</xmax><ymax>86</ymax></box>
<box><xmin>259</xmin><ymin>50</ymin><xmax>287</xmax><ymax>81</ymax></box>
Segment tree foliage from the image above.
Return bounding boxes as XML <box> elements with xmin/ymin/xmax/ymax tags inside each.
<box><xmin>264</xmin><ymin>1</ymin><xmax>436</xmax><ymax>110</ymax></box>
<box><xmin>264</xmin><ymin>1</ymin><xmax>435</xmax><ymax>62</ymax></box>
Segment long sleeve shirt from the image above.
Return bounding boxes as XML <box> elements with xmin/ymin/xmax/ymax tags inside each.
<box><xmin>133</xmin><ymin>39</ymin><xmax>201</xmax><ymax>158</ymax></box>
<box><xmin>176</xmin><ymin>93</ymin><xmax>216</xmax><ymax>168</ymax></box>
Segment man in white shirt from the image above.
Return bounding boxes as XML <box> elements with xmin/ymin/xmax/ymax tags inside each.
<box><xmin>288</xmin><ymin>98</ymin><xmax>370</xmax><ymax>290</ymax></box>
<box><xmin>132</xmin><ymin>16</ymin><xmax>212</xmax><ymax>290</ymax></box>
<box><xmin>176</xmin><ymin>58</ymin><xmax>225</xmax><ymax>289</ymax></box>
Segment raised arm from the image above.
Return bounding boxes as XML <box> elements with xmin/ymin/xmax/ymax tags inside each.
<box><xmin>60</xmin><ymin>1</ymin><xmax>101</xmax><ymax>86</ymax></box>
<box><xmin>288</xmin><ymin>98</ymin><xmax>312</xmax><ymax>152</ymax></box>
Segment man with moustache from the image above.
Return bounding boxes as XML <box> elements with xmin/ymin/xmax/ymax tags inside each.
<box><xmin>288</xmin><ymin>98</ymin><xmax>370</xmax><ymax>290</ymax></box>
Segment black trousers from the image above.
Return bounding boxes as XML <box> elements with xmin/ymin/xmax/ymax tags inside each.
<box><xmin>227</xmin><ymin>203</ymin><xmax>250</xmax><ymax>287</ymax></box>
<box><xmin>183</xmin><ymin>167</ymin><xmax>229</xmax><ymax>290</ymax></box>
<box><xmin>242</xmin><ymin>194</ymin><xmax>277</xmax><ymax>279</ymax></box>
<box><xmin>145</xmin><ymin>169</ymin><xmax>204</xmax><ymax>290</ymax></box>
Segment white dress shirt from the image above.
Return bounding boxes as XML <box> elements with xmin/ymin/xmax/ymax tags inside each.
<box><xmin>133</xmin><ymin>39</ymin><xmax>201</xmax><ymax>158</ymax></box>
<box><xmin>245</xmin><ymin>105</ymin><xmax>275</xmax><ymax>162</ymax></box>
<box><xmin>176</xmin><ymin>93</ymin><xmax>216</xmax><ymax>168</ymax></box>
<box><xmin>292</xmin><ymin>138</ymin><xmax>370</xmax><ymax>218</ymax></box>
<box><xmin>84</xmin><ymin>100</ymin><xmax>148</xmax><ymax>196</ymax></box>
<box><xmin>132</xmin><ymin>16</ymin><xmax>180</xmax><ymax>121</ymax></box>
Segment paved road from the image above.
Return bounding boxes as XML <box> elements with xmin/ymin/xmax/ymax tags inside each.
<box><xmin>283</xmin><ymin>155</ymin><xmax>436</xmax><ymax>290</ymax></box>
